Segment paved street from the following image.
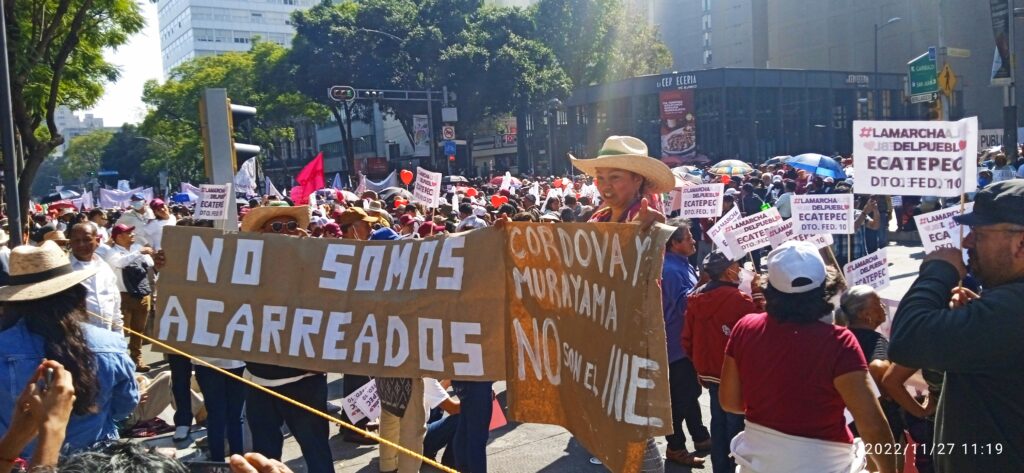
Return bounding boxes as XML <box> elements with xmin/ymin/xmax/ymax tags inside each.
<box><xmin>135</xmin><ymin>234</ymin><xmax>929</xmax><ymax>472</ymax></box>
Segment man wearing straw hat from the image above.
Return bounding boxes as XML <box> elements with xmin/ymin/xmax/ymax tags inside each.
<box><xmin>889</xmin><ymin>180</ymin><xmax>1024</xmax><ymax>473</ymax></box>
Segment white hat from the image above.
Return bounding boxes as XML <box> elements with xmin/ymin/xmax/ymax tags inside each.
<box><xmin>0</xmin><ymin>241</ymin><xmax>97</xmax><ymax>302</ymax></box>
<box><xmin>766</xmin><ymin>241</ymin><xmax>826</xmax><ymax>294</ymax></box>
<box><xmin>569</xmin><ymin>136</ymin><xmax>675</xmax><ymax>194</ymax></box>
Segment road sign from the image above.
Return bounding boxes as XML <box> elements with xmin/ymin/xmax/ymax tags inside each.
<box><xmin>328</xmin><ymin>86</ymin><xmax>355</xmax><ymax>102</ymax></box>
<box><xmin>908</xmin><ymin>51</ymin><xmax>938</xmax><ymax>102</ymax></box>
<box><xmin>938</xmin><ymin>63</ymin><xmax>957</xmax><ymax>96</ymax></box>
<box><xmin>910</xmin><ymin>92</ymin><xmax>938</xmax><ymax>104</ymax></box>
<box><xmin>97</xmin><ymin>170</ymin><xmax>118</xmax><ymax>176</ymax></box>
<box><xmin>927</xmin><ymin>46</ymin><xmax>936</xmax><ymax>62</ymax></box>
<box><xmin>944</xmin><ymin>47</ymin><xmax>971</xmax><ymax>58</ymax></box>
<box><xmin>442</xmin><ymin>125</ymin><xmax>455</xmax><ymax>140</ymax></box>
<box><xmin>444</xmin><ymin>140</ymin><xmax>456</xmax><ymax>156</ymax></box>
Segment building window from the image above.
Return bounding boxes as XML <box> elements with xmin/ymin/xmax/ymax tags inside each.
<box><xmin>703</xmin><ymin>32</ymin><xmax>711</xmax><ymax>48</ymax></box>
<box><xmin>702</xmin><ymin>13</ymin><xmax>711</xmax><ymax>30</ymax></box>
<box><xmin>703</xmin><ymin>50</ymin><xmax>713</xmax><ymax>65</ymax></box>
<box><xmin>702</xmin><ymin>0</ymin><xmax>711</xmax><ymax>11</ymax></box>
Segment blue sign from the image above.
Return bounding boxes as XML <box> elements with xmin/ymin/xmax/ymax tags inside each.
<box><xmin>928</xmin><ymin>46</ymin><xmax>936</xmax><ymax>62</ymax></box>
<box><xmin>97</xmin><ymin>170</ymin><xmax>118</xmax><ymax>176</ymax></box>
<box><xmin>444</xmin><ymin>140</ymin><xmax>456</xmax><ymax>156</ymax></box>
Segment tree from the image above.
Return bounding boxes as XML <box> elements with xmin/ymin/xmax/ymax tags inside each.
<box><xmin>532</xmin><ymin>0</ymin><xmax>670</xmax><ymax>88</ymax></box>
<box><xmin>140</xmin><ymin>41</ymin><xmax>326</xmax><ymax>185</ymax></box>
<box><xmin>4</xmin><ymin>0</ymin><xmax>145</xmax><ymax>215</ymax></box>
<box><xmin>59</xmin><ymin>129</ymin><xmax>112</xmax><ymax>182</ymax></box>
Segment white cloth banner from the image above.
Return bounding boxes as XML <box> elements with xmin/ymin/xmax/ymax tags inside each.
<box><xmin>724</xmin><ymin>208</ymin><xmax>783</xmax><ymax>256</ymax></box>
<box><xmin>843</xmin><ymin>249</ymin><xmax>891</xmax><ymax>290</ymax></box>
<box><xmin>180</xmin><ymin>183</ymin><xmax>202</xmax><ymax>202</ymax></box>
<box><xmin>196</xmin><ymin>184</ymin><xmax>231</xmax><ymax>220</ymax></box>
<box><xmin>70</xmin><ymin>191</ymin><xmax>94</xmax><ymax>210</ymax></box>
<box><xmin>767</xmin><ymin>219</ymin><xmax>834</xmax><ymax>250</ymax></box>
<box><xmin>360</xmin><ymin>171</ymin><xmax>400</xmax><ymax>193</ymax></box>
<box><xmin>500</xmin><ymin>172</ymin><xmax>512</xmax><ymax>192</ymax></box>
<box><xmin>915</xmin><ymin>203</ymin><xmax>974</xmax><ymax>253</ymax></box>
<box><xmin>264</xmin><ymin>178</ymin><xmax>283</xmax><ymax>199</ymax></box>
<box><xmin>853</xmin><ymin>117</ymin><xmax>978</xmax><ymax>197</ymax></box>
<box><xmin>117</xmin><ymin>180</ymin><xmax>131</xmax><ymax>192</ymax></box>
<box><xmin>234</xmin><ymin>158</ymin><xmax>258</xmax><ymax>197</ymax></box>
<box><xmin>412</xmin><ymin>167</ymin><xmax>442</xmax><ymax>208</ymax></box>
<box><xmin>679</xmin><ymin>183</ymin><xmax>724</xmax><ymax>218</ymax></box>
<box><xmin>99</xmin><ymin>187</ymin><xmax>153</xmax><ymax>209</ymax></box>
<box><xmin>792</xmin><ymin>194</ymin><xmax>854</xmax><ymax>235</ymax></box>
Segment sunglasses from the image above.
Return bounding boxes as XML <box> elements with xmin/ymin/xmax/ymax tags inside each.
<box><xmin>269</xmin><ymin>221</ymin><xmax>299</xmax><ymax>233</ymax></box>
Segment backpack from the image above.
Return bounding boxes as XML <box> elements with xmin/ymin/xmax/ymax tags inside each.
<box><xmin>122</xmin><ymin>260</ymin><xmax>151</xmax><ymax>298</ymax></box>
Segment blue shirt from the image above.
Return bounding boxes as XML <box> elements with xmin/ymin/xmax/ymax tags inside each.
<box><xmin>0</xmin><ymin>319</ymin><xmax>138</xmax><ymax>456</ymax></box>
<box><xmin>662</xmin><ymin>252</ymin><xmax>698</xmax><ymax>363</ymax></box>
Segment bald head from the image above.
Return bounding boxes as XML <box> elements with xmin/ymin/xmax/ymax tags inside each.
<box><xmin>69</xmin><ymin>222</ymin><xmax>100</xmax><ymax>261</ymax></box>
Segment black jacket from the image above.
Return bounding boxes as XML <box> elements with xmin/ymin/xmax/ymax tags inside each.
<box><xmin>889</xmin><ymin>261</ymin><xmax>1024</xmax><ymax>472</ymax></box>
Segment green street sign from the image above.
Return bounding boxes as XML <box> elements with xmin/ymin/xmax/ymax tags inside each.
<box><xmin>908</xmin><ymin>51</ymin><xmax>937</xmax><ymax>102</ymax></box>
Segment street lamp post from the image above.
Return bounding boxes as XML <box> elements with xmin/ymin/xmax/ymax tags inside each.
<box><xmin>546</xmin><ymin>98</ymin><xmax>562</xmax><ymax>175</ymax></box>
<box><xmin>873</xmin><ymin>17</ymin><xmax>902</xmax><ymax>119</ymax></box>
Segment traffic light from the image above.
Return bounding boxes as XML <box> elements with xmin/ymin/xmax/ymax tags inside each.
<box><xmin>199</xmin><ymin>88</ymin><xmax>261</xmax><ymax>182</ymax></box>
<box><xmin>329</xmin><ymin>85</ymin><xmax>355</xmax><ymax>102</ymax></box>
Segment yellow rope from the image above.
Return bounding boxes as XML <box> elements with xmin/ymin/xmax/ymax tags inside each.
<box><xmin>90</xmin><ymin>311</ymin><xmax>459</xmax><ymax>473</ymax></box>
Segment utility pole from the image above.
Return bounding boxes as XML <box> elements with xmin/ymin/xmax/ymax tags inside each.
<box><xmin>938</xmin><ymin>0</ymin><xmax>949</xmax><ymax>121</ymax></box>
<box><xmin>0</xmin><ymin>4</ymin><xmax>21</xmax><ymax>247</ymax></box>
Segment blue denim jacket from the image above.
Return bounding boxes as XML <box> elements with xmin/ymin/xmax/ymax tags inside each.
<box><xmin>0</xmin><ymin>319</ymin><xmax>139</xmax><ymax>455</ymax></box>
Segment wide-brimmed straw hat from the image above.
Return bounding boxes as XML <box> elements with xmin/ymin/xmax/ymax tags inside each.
<box><xmin>570</xmin><ymin>136</ymin><xmax>675</xmax><ymax>194</ymax></box>
<box><xmin>240</xmin><ymin>205</ymin><xmax>310</xmax><ymax>233</ymax></box>
<box><xmin>0</xmin><ymin>241</ymin><xmax>97</xmax><ymax>302</ymax></box>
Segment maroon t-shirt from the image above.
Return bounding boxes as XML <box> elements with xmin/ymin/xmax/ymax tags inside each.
<box><xmin>725</xmin><ymin>312</ymin><xmax>867</xmax><ymax>443</ymax></box>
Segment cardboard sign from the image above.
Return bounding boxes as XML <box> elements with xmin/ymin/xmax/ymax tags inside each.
<box><xmin>853</xmin><ymin>117</ymin><xmax>978</xmax><ymax>197</ymax></box>
<box><xmin>843</xmin><ymin>249</ymin><xmax>890</xmax><ymax>290</ymax></box>
<box><xmin>767</xmin><ymin>219</ymin><xmax>834</xmax><ymax>250</ymax></box>
<box><xmin>915</xmin><ymin>203</ymin><xmax>974</xmax><ymax>253</ymax></box>
<box><xmin>155</xmin><ymin>223</ymin><xmax>673</xmax><ymax>473</ymax></box>
<box><xmin>792</xmin><ymin>194</ymin><xmax>854</xmax><ymax>235</ymax></box>
<box><xmin>723</xmin><ymin>208</ymin><xmax>782</xmax><ymax>256</ymax></box>
<box><xmin>706</xmin><ymin>206</ymin><xmax>742</xmax><ymax>257</ymax></box>
<box><xmin>196</xmin><ymin>184</ymin><xmax>231</xmax><ymax>220</ymax></box>
<box><xmin>505</xmin><ymin>222</ymin><xmax>674</xmax><ymax>473</ymax></box>
<box><xmin>679</xmin><ymin>184</ymin><xmax>724</xmax><ymax>218</ymax></box>
<box><xmin>412</xmin><ymin>167</ymin><xmax>442</xmax><ymax>208</ymax></box>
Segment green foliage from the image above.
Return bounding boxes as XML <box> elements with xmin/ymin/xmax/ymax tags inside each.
<box><xmin>139</xmin><ymin>40</ymin><xmax>327</xmax><ymax>184</ymax></box>
<box><xmin>6</xmin><ymin>0</ymin><xmax>145</xmax><ymax>213</ymax></box>
<box><xmin>532</xmin><ymin>0</ymin><xmax>671</xmax><ymax>88</ymax></box>
<box><xmin>59</xmin><ymin>129</ymin><xmax>113</xmax><ymax>182</ymax></box>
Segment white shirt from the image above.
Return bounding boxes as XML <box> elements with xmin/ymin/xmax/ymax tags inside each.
<box><xmin>455</xmin><ymin>215</ymin><xmax>488</xmax><ymax>232</ymax></box>
<box><xmin>116</xmin><ymin>210</ymin><xmax>151</xmax><ymax>246</ymax></box>
<box><xmin>103</xmin><ymin>243</ymin><xmax>154</xmax><ymax>293</ymax></box>
<box><xmin>91</xmin><ymin>221</ymin><xmax>110</xmax><ymax>244</ymax></box>
<box><xmin>143</xmin><ymin>214</ymin><xmax>177</xmax><ymax>250</ymax></box>
<box><xmin>775</xmin><ymin>192</ymin><xmax>793</xmax><ymax>219</ymax></box>
<box><xmin>423</xmin><ymin>378</ymin><xmax>451</xmax><ymax>410</ymax></box>
<box><xmin>70</xmin><ymin>254</ymin><xmax>123</xmax><ymax>334</ymax></box>
<box><xmin>0</xmin><ymin>246</ymin><xmax>9</xmax><ymax>274</ymax></box>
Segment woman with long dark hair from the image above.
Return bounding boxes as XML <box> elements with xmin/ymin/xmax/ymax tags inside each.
<box><xmin>0</xmin><ymin>241</ymin><xmax>138</xmax><ymax>454</ymax></box>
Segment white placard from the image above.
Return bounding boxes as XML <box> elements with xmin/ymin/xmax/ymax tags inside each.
<box><xmin>353</xmin><ymin>381</ymin><xmax>381</xmax><ymax>420</ymax></box>
<box><xmin>914</xmin><ymin>202</ymin><xmax>974</xmax><ymax>253</ymax></box>
<box><xmin>412</xmin><ymin>167</ymin><xmax>442</xmax><ymax>208</ymax></box>
<box><xmin>341</xmin><ymin>379</ymin><xmax>378</xmax><ymax>423</ymax></box>
<box><xmin>843</xmin><ymin>249</ymin><xmax>890</xmax><ymax>290</ymax></box>
<box><xmin>679</xmin><ymin>183</ymin><xmax>724</xmax><ymax>218</ymax></box>
<box><xmin>723</xmin><ymin>208</ymin><xmax>783</xmax><ymax>255</ymax></box>
<box><xmin>853</xmin><ymin>117</ymin><xmax>978</xmax><ymax>197</ymax></box>
<box><xmin>196</xmin><ymin>184</ymin><xmax>231</xmax><ymax>220</ymax></box>
<box><xmin>767</xmin><ymin>219</ymin><xmax>834</xmax><ymax>250</ymax></box>
<box><xmin>792</xmin><ymin>194</ymin><xmax>854</xmax><ymax>235</ymax></box>
<box><xmin>707</xmin><ymin>206</ymin><xmax>742</xmax><ymax>258</ymax></box>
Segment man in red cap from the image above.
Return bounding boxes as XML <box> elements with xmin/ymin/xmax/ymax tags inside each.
<box><xmin>142</xmin><ymin>198</ymin><xmax>177</xmax><ymax>250</ymax></box>
<box><xmin>103</xmin><ymin>223</ymin><xmax>156</xmax><ymax>371</ymax></box>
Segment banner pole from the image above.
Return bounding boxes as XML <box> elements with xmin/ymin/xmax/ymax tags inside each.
<box><xmin>847</xmin><ymin>233</ymin><xmax>852</xmax><ymax>266</ymax></box>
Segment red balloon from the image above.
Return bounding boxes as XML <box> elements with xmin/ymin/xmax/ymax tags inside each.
<box><xmin>400</xmin><ymin>169</ymin><xmax>414</xmax><ymax>185</ymax></box>
<box><xmin>552</xmin><ymin>179</ymin><xmax>563</xmax><ymax>189</ymax></box>
<box><xmin>466</xmin><ymin>188</ymin><xmax>478</xmax><ymax>197</ymax></box>
<box><xmin>393</xmin><ymin>198</ymin><xmax>408</xmax><ymax>209</ymax></box>
<box><xmin>491</xmin><ymin>195</ymin><xmax>503</xmax><ymax>207</ymax></box>
<box><xmin>721</xmin><ymin>175</ymin><xmax>731</xmax><ymax>184</ymax></box>
<box><xmin>498</xmin><ymin>196</ymin><xmax>509</xmax><ymax>205</ymax></box>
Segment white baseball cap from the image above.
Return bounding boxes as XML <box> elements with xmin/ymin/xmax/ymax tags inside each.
<box><xmin>766</xmin><ymin>241</ymin><xmax>827</xmax><ymax>294</ymax></box>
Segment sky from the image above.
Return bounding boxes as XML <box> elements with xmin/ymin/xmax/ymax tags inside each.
<box><xmin>84</xmin><ymin>1</ymin><xmax>163</xmax><ymax>127</ymax></box>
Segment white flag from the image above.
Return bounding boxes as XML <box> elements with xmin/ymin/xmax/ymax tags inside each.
<box><xmin>234</xmin><ymin>158</ymin><xmax>258</xmax><ymax>197</ymax></box>
<box><xmin>331</xmin><ymin>173</ymin><xmax>343</xmax><ymax>190</ymax></box>
<box><xmin>265</xmin><ymin>177</ymin><xmax>283</xmax><ymax>199</ymax></box>
<box><xmin>529</xmin><ymin>182</ymin><xmax>541</xmax><ymax>201</ymax></box>
<box><xmin>499</xmin><ymin>171</ymin><xmax>512</xmax><ymax>192</ymax></box>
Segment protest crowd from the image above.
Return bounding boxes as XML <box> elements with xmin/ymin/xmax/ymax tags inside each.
<box><xmin>0</xmin><ymin>132</ymin><xmax>1021</xmax><ymax>473</ymax></box>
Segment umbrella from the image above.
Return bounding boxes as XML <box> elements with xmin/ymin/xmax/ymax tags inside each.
<box><xmin>40</xmin><ymin>189</ymin><xmax>81</xmax><ymax>204</ymax></box>
<box><xmin>442</xmin><ymin>175</ymin><xmax>468</xmax><ymax>185</ymax></box>
<box><xmin>765</xmin><ymin>155</ymin><xmax>791</xmax><ymax>166</ymax></box>
<box><xmin>489</xmin><ymin>175</ymin><xmax>522</xmax><ymax>187</ymax></box>
<box><xmin>708</xmin><ymin>160</ymin><xmax>755</xmax><ymax>177</ymax></box>
<box><xmin>171</xmin><ymin>193</ymin><xmax>193</xmax><ymax>203</ymax></box>
<box><xmin>379</xmin><ymin>187</ymin><xmax>413</xmax><ymax>201</ymax></box>
<box><xmin>47</xmin><ymin>200</ymin><xmax>77</xmax><ymax>210</ymax></box>
<box><xmin>670</xmin><ymin>166</ymin><xmax>703</xmax><ymax>187</ymax></box>
<box><xmin>788</xmin><ymin>153</ymin><xmax>847</xmax><ymax>179</ymax></box>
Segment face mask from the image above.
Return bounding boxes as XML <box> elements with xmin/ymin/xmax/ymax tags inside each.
<box><xmin>131</xmin><ymin>201</ymin><xmax>144</xmax><ymax>210</ymax></box>
<box><xmin>737</xmin><ymin>268</ymin><xmax>756</xmax><ymax>295</ymax></box>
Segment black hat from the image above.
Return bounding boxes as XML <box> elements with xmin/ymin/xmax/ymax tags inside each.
<box><xmin>953</xmin><ymin>180</ymin><xmax>1024</xmax><ymax>227</ymax></box>
<box><xmin>702</xmin><ymin>251</ymin><xmax>737</xmax><ymax>278</ymax></box>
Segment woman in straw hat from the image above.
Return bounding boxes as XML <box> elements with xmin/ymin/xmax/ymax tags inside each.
<box><xmin>570</xmin><ymin>136</ymin><xmax>675</xmax><ymax>472</ymax></box>
<box><xmin>570</xmin><ymin>135</ymin><xmax>674</xmax><ymax>226</ymax></box>
<box><xmin>0</xmin><ymin>241</ymin><xmax>138</xmax><ymax>455</ymax></box>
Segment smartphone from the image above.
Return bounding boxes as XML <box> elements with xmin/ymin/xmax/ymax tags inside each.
<box><xmin>36</xmin><ymin>367</ymin><xmax>54</xmax><ymax>392</ymax></box>
<box><xmin>186</xmin><ymin>461</ymin><xmax>231</xmax><ymax>473</ymax></box>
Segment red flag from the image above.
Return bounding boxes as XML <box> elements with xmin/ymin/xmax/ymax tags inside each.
<box><xmin>292</xmin><ymin>152</ymin><xmax>325</xmax><ymax>205</ymax></box>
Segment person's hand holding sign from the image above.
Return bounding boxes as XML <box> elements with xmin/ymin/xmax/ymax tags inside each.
<box><xmin>633</xmin><ymin>198</ymin><xmax>666</xmax><ymax>231</ymax></box>
<box><xmin>923</xmin><ymin>247</ymin><xmax>967</xmax><ymax>281</ymax></box>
